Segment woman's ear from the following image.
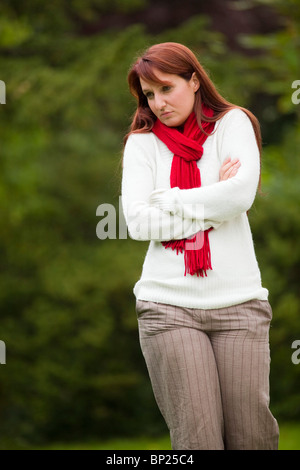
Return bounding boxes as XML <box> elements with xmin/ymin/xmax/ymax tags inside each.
<box><xmin>191</xmin><ymin>72</ymin><xmax>200</xmax><ymax>93</ymax></box>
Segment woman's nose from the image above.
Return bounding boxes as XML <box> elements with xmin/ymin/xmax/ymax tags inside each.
<box><xmin>154</xmin><ymin>93</ymin><xmax>166</xmax><ymax>110</ymax></box>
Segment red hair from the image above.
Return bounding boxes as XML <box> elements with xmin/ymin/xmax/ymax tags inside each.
<box><xmin>124</xmin><ymin>42</ymin><xmax>262</xmax><ymax>161</ymax></box>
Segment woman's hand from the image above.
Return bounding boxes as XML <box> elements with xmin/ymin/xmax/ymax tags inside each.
<box><xmin>219</xmin><ymin>157</ymin><xmax>241</xmax><ymax>181</ymax></box>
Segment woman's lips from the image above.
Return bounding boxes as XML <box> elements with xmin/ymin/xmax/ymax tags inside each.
<box><xmin>161</xmin><ymin>111</ymin><xmax>173</xmax><ymax>118</ymax></box>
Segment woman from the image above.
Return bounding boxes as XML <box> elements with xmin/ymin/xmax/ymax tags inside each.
<box><xmin>121</xmin><ymin>42</ymin><xmax>279</xmax><ymax>450</ymax></box>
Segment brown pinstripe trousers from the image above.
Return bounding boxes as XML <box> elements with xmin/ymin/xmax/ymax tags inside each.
<box><xmin>136</xmin><ymin>299</ymin><xmax>279</xmax><ymax>450</ymax></box>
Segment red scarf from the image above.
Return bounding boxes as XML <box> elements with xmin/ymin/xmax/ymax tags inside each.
<box><xmin>152</xmin><ymin>107</ymin><xmax>215</xmax><ymax>277</ymax></box>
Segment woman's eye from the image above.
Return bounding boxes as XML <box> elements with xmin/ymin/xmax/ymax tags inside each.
<box><xmin>143</xmin><ymin>86</ymin><xmax>171</xmax><ymax>99</ymax></box>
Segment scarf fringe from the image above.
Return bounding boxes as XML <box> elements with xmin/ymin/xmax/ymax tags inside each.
<box><xmin>162</xmin><ymin>231</ymin><xmax>212</xmax><ymax>277</ymax></box>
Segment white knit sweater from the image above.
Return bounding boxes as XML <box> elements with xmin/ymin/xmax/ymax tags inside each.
<box><xmin>121</xmin><ymin>108</ymin><xmax>268</xmax><ymax>309</ymax></box>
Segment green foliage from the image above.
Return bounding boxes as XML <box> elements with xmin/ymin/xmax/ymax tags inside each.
<box><xmin>0</xmin><ymin>0</ymin><xmax>299</xmax><ymax>446</ymax></box>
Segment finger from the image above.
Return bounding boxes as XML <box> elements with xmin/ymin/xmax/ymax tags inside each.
<box><xmin>220</xmin><ymin>161</ymin><xmax>233</xmax><ymax>177</ymax></box>
<box><xmin>220</xmin><ymin>162</ymin><xmax>241</xmax><ymax>180</ymax></box>
<box><xmin>224</xmin><ymin>160</ymin><xmax>240</xmax><ymax>173</ymax></box>
<box><xmin>221</xmin><ymin>158</ymin><xmax>240</xmax><ymax>173</ymax></box>
<box><xmin>229</xmin><ymin>168</ymin><xmax>238</xmax><ymax>176</ymax></box>
<box><xmin>225</xmin><ymin>162</ymin><xmax>241</xmax><ymax>178</ymax></box>
<box><xmin>223</xmin><ymin>157</ymin><xmax>231</xmax><ymax>165</ymax></box>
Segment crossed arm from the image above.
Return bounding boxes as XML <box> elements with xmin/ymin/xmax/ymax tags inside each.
<box><xmin>122</xmin><ymin>109</ymin><xmax>259</xmax><ymax>241</ymax></box>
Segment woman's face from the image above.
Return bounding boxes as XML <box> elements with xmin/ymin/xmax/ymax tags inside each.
<box><xmin>140</xmin><ymin>69</ymin><xmax>200</xmax><ymax>127</ymax></box>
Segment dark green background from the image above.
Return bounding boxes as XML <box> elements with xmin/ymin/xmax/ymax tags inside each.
<box><xmin>0</xmin><ymin>0</ymin><xmax>299</xmax><ymax>448</ymax></box>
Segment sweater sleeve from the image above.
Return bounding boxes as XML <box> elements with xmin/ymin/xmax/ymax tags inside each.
<box><xmin>150</xmin><ymin>109</ymin><xmax>260</xmax><ymax>224</ymax></box>
<box><xmin>121</xmin><ymin>133</ymin><xmax>209</xmax><ymax>241</ymax></box>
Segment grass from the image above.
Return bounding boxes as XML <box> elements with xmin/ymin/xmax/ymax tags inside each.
<box><xmin>43</xmin><ymin>434</ymin><xmax>172</xmax><ymax>451</ymax></box>
<box><xmin>277</xmin><ymin>422</ymin><xmax>300</xmax><ymax>450</ymax></box>
<box><xmin>2</xmin><ymin>422</ymin><xmax>300</xmax><ymax>450</ymax></box>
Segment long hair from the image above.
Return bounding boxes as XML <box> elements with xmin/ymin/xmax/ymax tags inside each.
<box><xmin>124</xmin><ymin>42</ymin><xmax>262</xmax><ymax>163</ymax></box>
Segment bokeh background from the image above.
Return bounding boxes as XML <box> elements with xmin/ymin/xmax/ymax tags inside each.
<box><xmin>0</xmin><ymin>0</ymin><xmax>299</xmax><ymax>450</ymax></box>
